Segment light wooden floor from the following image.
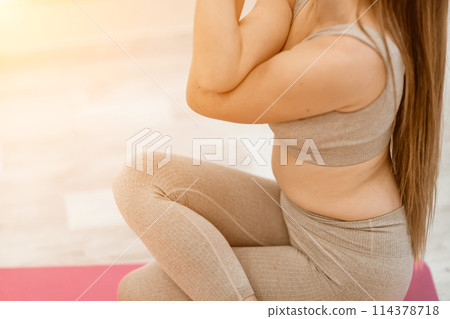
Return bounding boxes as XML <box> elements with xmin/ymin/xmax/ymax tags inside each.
<box><xmin>1</xmin><ymin>0</ymin><xmax>449</xmax><ymax>300</ymax></box>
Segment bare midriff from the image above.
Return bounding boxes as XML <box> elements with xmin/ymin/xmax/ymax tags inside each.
<box><xmin>271</xmin><ymin>144</ymin><xmax>402</xmax><ymax>220</ymax></box>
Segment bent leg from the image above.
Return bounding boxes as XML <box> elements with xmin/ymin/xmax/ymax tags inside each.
<box><xmin>118</xmin><ymin>246</ymin><xmax>337</xmax><ymax>301</ymax></box>
<box><xmin>113</xmin><ymin>153</ymin><xmax>290</xmax><ymax>300</ymax></box>
<box><xmin>232</xmin><ymin>246</ymin><xmax>338</xmax><ymax>301</ymax></box>
<box><xmin>118</xmin><ymin>261</ymin><xmax>191</xmax><ymax>301</ymax></box>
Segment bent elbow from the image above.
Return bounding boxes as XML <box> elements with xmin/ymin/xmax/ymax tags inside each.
<box><xmin>185</xmin><ymin>81</ymin><xmax>211</xmax><ymax>117</ymax></box>
<box><xmin>185</xmin><ymin>78</ymin><xmax>202</xmax><ymax>113</ymax></box>
<box><xmin>189</xmin><ymin>61</ymin><xmax>242</xmax><ymax>94</ymax></box>
<box><xmin>185</xmin><ymin>81</ymin><xmax>228</xmax><ymax>119</ymax></box>
<box><xmin>195</xmin><ymin>75</ymin><xmax>240</xmax><ymax>93</ymax></box>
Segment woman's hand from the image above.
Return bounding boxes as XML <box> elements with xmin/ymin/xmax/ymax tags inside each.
<box><xmin>188</xmin><ymin>0</ymin><xmax>294</xmax><ymax>93</ymax></box>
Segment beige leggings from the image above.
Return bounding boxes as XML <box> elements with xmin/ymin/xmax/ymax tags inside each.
<box><xmin>112</xmin><ymin>153</ymin><xmax>414</xmax><ymax>301</ymax></box>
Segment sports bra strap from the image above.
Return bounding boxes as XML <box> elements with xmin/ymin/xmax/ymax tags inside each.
<box><xmin>293</xmin><ymin>0</ymin><xmax>309</xmax><ymax>20</ymax></box>
<box><xmin>304</xmin><ymin>23</ymin><xmax>400</xmax><ymax>64</ymax></box>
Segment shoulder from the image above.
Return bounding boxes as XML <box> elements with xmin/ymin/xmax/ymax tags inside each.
<box><xmin>280</xmin><ymin>33</ymin><xmax>387</xmax><ymax>110</ymax></box>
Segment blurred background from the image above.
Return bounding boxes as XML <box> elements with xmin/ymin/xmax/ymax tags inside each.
<box><xmin>0</xmin><ymin>0</ymin><xmax>449</xmax><ymax>299</ymax></box>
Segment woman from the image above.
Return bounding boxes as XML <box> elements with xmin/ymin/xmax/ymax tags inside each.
<box><xmin>113</xmin><ymin>0</ymin><xmax>448</xmax><ymax>300</ymax></box>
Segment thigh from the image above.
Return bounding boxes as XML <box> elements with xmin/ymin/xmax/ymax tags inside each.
<box><xmin>233</xmin><ymin>246</ymin><xmax>339</xmax><ymax>301</ymax></box>
<box><xmin>115</xmin><ymin>152</ymin><xmax>290</xmax><ymax>246</ymax></box>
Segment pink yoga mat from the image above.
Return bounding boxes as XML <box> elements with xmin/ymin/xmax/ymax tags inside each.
<box><xmin>0</xmin><ymin>264</ymin><xmax>144</xmax><ymax>301</ymax></box>
<box><xmin>404</xmin><ymin>262</ymin><xmax>439</xmax><ymax>301</ymax></box>
<box><xmin>0</xmin><ymin>262</ymin><xmax>438</xmax><ymax>301</ymax></box>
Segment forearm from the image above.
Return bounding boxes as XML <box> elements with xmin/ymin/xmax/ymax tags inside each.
<box><xmin>190</xmin><ymin>0</ymin><xmax>243</xmax><ymax>92</ymax></box>
<box><xmin>189</xmin><ymin>0</ymin><xmax>293</xmax><ymax>93</ymax></box>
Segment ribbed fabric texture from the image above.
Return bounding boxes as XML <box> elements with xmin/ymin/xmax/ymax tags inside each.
<box><xmin>269</xmin><ymin>0</ymin><xmax>406</xmax><ymax>166</ymax></box>
<box><xmin>113</xmin><ymin>154</ymin><xmax>414</xmax><ymax>301</ymax></box>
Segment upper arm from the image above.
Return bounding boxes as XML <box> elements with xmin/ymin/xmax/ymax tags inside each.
<box><xmin>186</xmin><ymin>35</ymin><xmax>387</xmax><ymax>124</ymax></box>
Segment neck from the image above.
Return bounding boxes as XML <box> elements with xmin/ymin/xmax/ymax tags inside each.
<box><xmin>312</xmin><ymin>0</ymin><xmax>372</xmax><ymax>27</ymax></box>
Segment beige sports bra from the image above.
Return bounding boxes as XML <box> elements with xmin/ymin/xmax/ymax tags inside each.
<box><xmin>268</xmin><ymin>0</ymin><xmax>405</xmax><ymax>166</ymax></box>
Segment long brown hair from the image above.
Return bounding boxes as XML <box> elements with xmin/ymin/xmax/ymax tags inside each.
<box><xmin>359</xmin><ymin>0</ymin><xmax>448</xmax><ymax>261</ymax></box>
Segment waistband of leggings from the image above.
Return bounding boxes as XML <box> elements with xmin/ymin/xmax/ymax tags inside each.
<box><xmin>279</xmin><ymin>191</ymin><xmax>413</xmax><ymax>258</ymax></box>
<box><xmin>280</xmin><ymin>191</ymin><xmax>407</xmax><ymax>227</ymax></box>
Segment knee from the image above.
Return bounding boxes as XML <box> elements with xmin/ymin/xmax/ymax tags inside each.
<box><xmin>112</xmin><ymin>151</ymin><xmax>173</xmax><ymax>196</ymax></box>
<box><xmin>112</xmin><ymin>162</ymin><xmax>164</xmax><ymax>230</ymax></box>
<box><xmin>112</xmin><ymin>152</ymin><xmax>192</xmax><ymax>223</ymax></box>
<box><xmin>117</xmin><ymin>263</ymin><xmax>191</xmax><ymax>301</ymax></box>
<box><xmin>117</xmin><ymin>270</ymin><xmax>139</xmax><ymax>301</ymax></box>
<box><xmin>112</xmin><ymin>165</ymin><xmax>143</xmax><ymax>220</ymax></box>
<box><xmin>111</xmin><ymin>152</ymin><xmax>173</xmax><ymax>221</ymax></box>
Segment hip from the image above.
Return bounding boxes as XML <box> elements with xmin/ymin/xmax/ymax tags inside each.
<box><xmin>279</xmin><ymin>190</ymin><xmax>414</xmax><ymax>300</ymax></box>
